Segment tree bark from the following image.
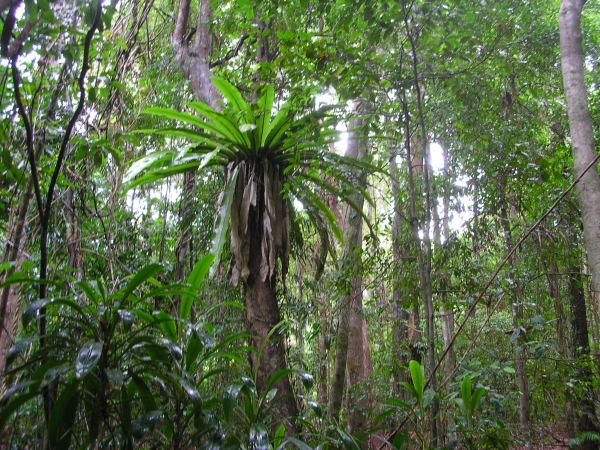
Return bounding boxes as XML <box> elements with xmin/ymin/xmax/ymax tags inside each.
<box><xmin>559</xmin><ymin>0</ymin><xmax>600</xmax><ymax>303</ymax></box>
<box><xmin>244</xmin><ymin>164</ymin><xmax>298</xmax><ymax>434</ymax></box>
<box><xmin>568</xmin><ymin>228</ymin><xmax>599</xmax><ymax>450</ymax></box>
<box><xmin>328</xmin><ymin>99</ymin><xmax>370</xmax><ymax>427</ymax></box>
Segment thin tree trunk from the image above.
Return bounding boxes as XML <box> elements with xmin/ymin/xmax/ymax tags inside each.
<box><xmin>65</xmin><ymin>187</ymin><xmax>83</xmax><ymax>283</ymax></box>
<box><xmin>568</xmin><ymin>228</ymin><xmax>599</xmax><ymax>450</ymax></box>
<box><xmin>546</xmin><ymin>256</ymin><xmax>575</xmax><ymax>438</ymax></box>
<box><xmin>317</xmin><ymin>290</ymin><xmax>329</xmax><ymax>405</ymax></box>
<box><xmin>499</xmin><ymin>183</ymin><xmax>530</xmax><ymax>442</ymax></box>
<box><xmin>0</xmin><ymin>177</ymin><xmax>32</xmax><ymax>384</ymax></box>
<box><xmin>559</xmin><ymin>0</ymin><xmax>600</xmax><ymax>304</ymax></box>
<box><xmin>431</xmin><ymin>146</ymin><xmax>455</xmax><ymax>443</ymax></box>
<box><xmin>389</xmin><ymin>148</ymin><xmax>417</xmax><ymax>399</ymax></box>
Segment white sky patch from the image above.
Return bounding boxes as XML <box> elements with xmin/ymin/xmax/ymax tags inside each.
<box><xmin>429</xmin><ymin>142</ymin><xmax>445</xmax><ymax>173</ymax></box>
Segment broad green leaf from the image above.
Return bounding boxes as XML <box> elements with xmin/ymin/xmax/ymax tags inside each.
<box><xmin>461</xmin><ymin>376</ymin><xmax>472</xmax><ymax>416</ymax></box>
<box><xmin>263</xmin><ymin>103</ymin><xmax>292</xmax><ymax>150</ymax></box>
<box><xmin>282</xmin><ymin>437</ymin><xmax>314</xmax><ymax>450</ymax></box>
<box><xmin>273</xmin><ymin>425</ymin><xmax>285</xmax><ymax>449</ymax></box>
<box><xmin>126</xmin><ymin>161</ymin><xmax>200</xmax><ymax>189</ymax></box>
<box><xmin>209</xmin><ymin>165</ymin><xmax>240</xmax><ymax>277</ymax></box>
<box><xmin>387</xmin><ymin>398</ymin><xmax>410</xmax><ymax>410</ymax></box>
<box><xmin>161</xmin><ymin>338</ymin><xmax>183</xmax><ymax>361</ymax></box>
<box><xmin>267</xmin><ymin>368</ymin><xmax>294</xmax><ymax>391</ymax></box>
<box><xmin>131</xmin><ymin>374</ymin><xmax>158</xmax><ymax>413</ymax></box>
<box><xmin>133</xmin><ymin>410</ymin><xmax>163</xmax><ymax>440</ymax></box>
<box><xmin>6</xmin><ymin>337</ymin><xmax>37</xmax><ymax>367</ymax></box>
<box><xmin>0</xmin><ymin>391</ymin><xmax>38</xmax><ymax>429</ymax></box>
<box><xmin>142</xmin><ymin>107</ymin><xmax>206</xmax><ymax>129</ymax></box>
<box><xmin>0</xmin><ymin>271</ymin><xmax>30</xmax><ymax>289</ymax></box>
<box><xmin>185</xmin><ymin>330</ymin><xmax>204</xmax><ymax>373</ymax></box>
<box><xmin>118</xmin><ymin>309</ymin><xmax>136</xmax><ymax>331</ymax></box>
<box><xmin>296</xmin><ymin>370</ymin><xmax>314</xmax><ymax>391</ymax></box>
<box><xmin>75</xmin><ymin>341</ymin><xmax>103</xmax><ymax>379</ymax></box>
<box><xmin>124</xmin><ymin>150</ymin><xmax>174</xmax><ymax>183</ymax></box>
<box><xmin>374</xmin><ymin>408</ymin><xmax>396</xmax><ymax>426</ymax></box>
<box><xmin>187</xmin><ymin>101</ymin><xmax>248</xmax><ymax>145</ymax></box>
<box><xmin>76</xmin><ymin>280</ymin><xmax>104</xmax><ymax>304</ymax></box>
<box><xmin>249</xmin><ymin>423</ymin><xmax>269</xmax><ymax>450</ymax></box>
<box><xmin>256</xmin><ymin>84</ymin><xmax>274</xmax><ymax>146</ymax></box>
<box><xmin>337</xmin><ymin>428</ymin><xmax>360</xmax><ymax>450</ymax></box>
<box><xmin>121</xmin><ymin>385</ymin><xmax>132</xmax><ymax>446</ymax></box>
<box><xmin>154</xmin><ymin>311</ymin><xmax>177</xmax><ymax>340</ymax></box>
<box><xmin>1</xmin><ymin>381</ymin><xmax>36</xmax><ymax>407</ymax></box>
<box><xmin>392</xmin><ymin>431</ymin><xmax>409</xmax><ymax>449</ymax></box>
<box><xmin>174</xmin><ymin>375</ymin><xmax>202</xmax><ymax>421</ymax></box>
<box><xmin>120</xmin><ymin>263</ymin><xmax>163</xmax><ymax>302</ymax></box>
<box><xmin>48</xmin><ymin>380</ymin><xmax>79</xmax><ymax>450</ymax></box>
<box><xmin>307</xmin><ymin>400</ymin><xmax>323</xmax><ymax>418</ymax></box>
<box><xmin>471</xmin><ymin>387</ymin><xmax>486</xmax><ymax>413</ymax></box>
<box><xmin>133</xmin><ymin>308</ymin><xmax>153</xmax><ymax>324</ymax></box>
<box><xmin>180</xmin><ymin>254</ymin><xmax>214</xmax><ymax>320</ymax></box>
<box><xmin>409</xmin><ymin>360</ymin><xmax>424</xmax><ymax>408</ymax></box>
<box><xmin>23</xmin><ymin>299</ymin><xmax>50</xmax><ymax>327</ymax></box>
<box><xmin>212</xmin><ymin>77</ymin><xmax>250</xmax><ymax>113</ymax></box>
<box><xmin>223</xmin><ymin>383</ymin><xmax>243</xmax><ymax>422</ymax></box>
<box><xmin>29</xmin><ymin>360</ymin><xmax>64</xmax><ymax>392</ymax></box>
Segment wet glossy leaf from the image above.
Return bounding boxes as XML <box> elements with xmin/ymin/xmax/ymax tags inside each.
<box><xmin>118</xmin><ymin>309</ymin><xmax>136</xmax><ymax>330</ymax></box>
<box><xmin>133</xmin><ymin>410</ymin><xmax>162</xmax><ymax>439</ymax></box>
<box><xmin>6</xmin><ymin>337</ymin><xmax>37</xmax><ymax>367</ymax></box>
<box><xmin>223</xmin><ymin>383</ymin><xmax>243</xmax><ymax>422</ymax></box>
<box><xmin>296</xmin><ymin>370</ymin><xmax>314</xmax><ymax>390</ymax></box>
<box><xmin>307</xmin><ymin>400</ymin><xmax>323</xmax><ymax>418</ymax></box>
<box><xmin>249</xmin><ymin>423</ymin><xmax>269</xmax><ymax>450</ymax></box>
<box><xmin>23</xmin><ymin>299</ymin><xmax>50</xmax><ymax>327</ymax></box>
<box><xmin>75</xmin><ymin>341</ymin><xmax>103</xmax><ymax>379</ymax></box>
<box><xmin>161</xmin><ymin>338</ymin><xmax>183</xmax><ymax>360</ymax></box>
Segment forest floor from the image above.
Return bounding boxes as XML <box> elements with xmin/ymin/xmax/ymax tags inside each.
<box><xmin>513</xmin><ymin>426</ymin><xmax>570</xmax><ymax>449</ymax></box>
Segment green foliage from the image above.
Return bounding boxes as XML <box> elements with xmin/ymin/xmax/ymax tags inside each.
<box><xmin>126</xmin><ymin>76</ymin><xmax>378</xmax><ymax>279</ymax></box>
<box><xmin>1</xmin><ymin>260</ymin><xmax>255</xmax><ymax>448</ymax></box>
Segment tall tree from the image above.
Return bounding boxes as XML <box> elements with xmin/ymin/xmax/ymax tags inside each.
<box><xmin>559</xmin><ymin>0</ymin><xmax>600</xmax><ymax>304</ymax></box>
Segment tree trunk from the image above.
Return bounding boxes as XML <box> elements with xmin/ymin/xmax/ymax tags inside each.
<box><xmin>431</xmin><ymin>146</ymin><xmax>455</xmax><ymax>443</ymax></box>
<box><xmin>317</xmin><ymin>291</ymin><xmax>329</xmax><ymax>405</ymax></box>
<box><xmin>559</xmin><ymin>0</ymin><xmax>600</xmax><ymax>304</ymax></box>
<box><xmin>546</xmin><ymin>255</ymin><xmax>575</xmax><ymax>438</ymax></box>
<box><xmin>65</xmin><ymin>187</ymin><xmax>84</xmax><ymax>284</ymax></box>
<box><xmin>346</xmin><ymin>264</ymin><xmax>373</xmax><ymax>439</ymax></box>
<box><xmin>0</xmin><ymin>178</ymin><xmax>32</xmax><ymax>386</ymax></box>
<box><xmin>568</xmin><ymin>228</ymin><xmax>600</xmax><ymax>450</ymax></box>
<box><xmin>328</xmin><ymin>99</ymin><xmax>370</xmax><ymax>427</ymax></box>
<box><xmin>499</xmin><ymin>183</ymin><xmax>530</xmax><ymax>442</ymax></box>
<box><xmin>390</xmin><ymin>150</ymin><xmax>418</xmax><ymax>398</ymax></box>
<box><xmin>171</xmin><ymin>0</ymin><xmax>220</xmax><ymax>311</ymax></box>
<box><xmin>245</xmin><ymin>177</ymin><xmax>298</xmax><ymax>434</ymax></box>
